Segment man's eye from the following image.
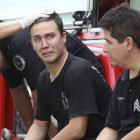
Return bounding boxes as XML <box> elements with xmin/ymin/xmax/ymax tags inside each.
<box><xmin>35</xmin><ymin>38</ymin><xmax>41</xmax><ymax>42</ymax></box>
<box><xmin>107</xmin><ymin>41</ymin><xmax>111</xmax><ymax>45</ymax></box>
<box><xmin>47</xmin><ymin>34</ymin><xmax>55</xmax><ymax>39</ymax></box>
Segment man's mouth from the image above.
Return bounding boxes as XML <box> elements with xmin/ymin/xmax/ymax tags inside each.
<box><xmin>42</xmin><ymin>51</ymin><xmax>53</xmax><ymax>56</ymax></box>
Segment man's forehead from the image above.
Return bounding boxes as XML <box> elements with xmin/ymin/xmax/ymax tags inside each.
<box><xmin>33</xmin><ymin>20</ymin><xmax>56</xmax><ymax>28</ymax></box>
<box><xmin>104</xmin><ymin>30</ymin><xmax>113</xmax><ymax>39</ymax></box>
<box><xmin>31</xmin><ymin>22</ymin><xmax>58</xmax><ymax>37</ymax></box>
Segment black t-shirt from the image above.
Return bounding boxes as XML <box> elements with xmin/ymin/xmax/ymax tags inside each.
<box><xmin>35</xmin><ymin>53</ymin><xmax>112</xmax><ymax>138</ymax></box>
<box><xmin>0</xmin><ymin>28</ymin><xmax>104</xmax><ymax>91</ymax></box>
<box><xmin>105</xmin><ymin>69</ymin><xmax>140</xmax><ymax>139</ymax></box>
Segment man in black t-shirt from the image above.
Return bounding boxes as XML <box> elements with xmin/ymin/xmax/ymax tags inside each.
<box><xmin>25</xmin><ymin>11</ymin><xmax>112</xmax><ymax>140</ymax></box>
<box><xmin>96</xmin><ymin>3</ymin><xmax>140</xmax><ymax>140</ymax></box>
<box><xmin>0</xmin><ymin>26</ymin><xmax>104</xmax><ymax>138</ymax></box>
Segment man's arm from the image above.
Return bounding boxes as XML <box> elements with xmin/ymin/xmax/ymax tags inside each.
<box><xmin>121</xmin><ymin>126</ymin><xmax>140</xmax><ymax>140</ymax></box>
<box><xmin>11</xmin><ymin>81</ymin><xmax>34</xmax><ymax>131</ymax></box>
<box><xmin>96</xmin><ymin>127</ymin><xmax>118</xmax><ymax>140</ymax></box>
<box><xmin>0</xmin><ymin>21</ymin><xmax>22</xmax><ymax>40</ymax></box>
<box><xmin>0</xmin><ymin>9</ymin><xmax>54</xmax><ymax>39</ymax></box>
<box><xmin>25</xmin><ymin>119</ymin><xmax>50</xmax><ymax>140</ymax></box>
<box><xmin>31</xmin><ymin>89</ymin><xmax>58</xmax><ymax>139</ymax></box>
<box><xmin>52</xmin><ymin>115</ymin><xmax>88</xmax><ymax>140</ymax></box>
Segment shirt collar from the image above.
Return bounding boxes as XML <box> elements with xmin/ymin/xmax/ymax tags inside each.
<box><xmin>121</xmin><ymin>69</ymin><xmax>129</xmax><ymax>81</ymax></box>
<box><xmin>121</xmin><ymin>69</ymin><xmax>140</xmax><ymax>81</ymax></box>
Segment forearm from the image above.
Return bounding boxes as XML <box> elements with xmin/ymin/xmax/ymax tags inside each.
<box><xmin>0</xmin><ymin>21</ymin><xmax>22</xmax><ymax>39</ymax></box>
<box><xmin>52</xmin><ymin>116</ymin><xmax>88</xmax><ymax>140</ymax></box>
<box><xmin>51</xmin><ymin>125</ymin><xmax>80</xmax><ymax>140</ymax></box>
<box><xmin>96</xmin><ymin>127</ymin><xmax>117</xmax><ymax>140</ymax></box>
<box><xmin>25</xmin><ymin>120</ymin><xmax>49</xmax><ymax>140</ymax></box>
<box><xmin>48</xmin><ymin>120</ymin><xmax>58</xmax><ymax>139</ymax></box>
<box><xmin>121</xmin><ymin>126</ymin><xmax>140</xmax><ymax>140</ymax></box>
<box><xmin>11</xmin><ymin>81</ymin><xmax>34</xmax><ymax>131</ymax></box>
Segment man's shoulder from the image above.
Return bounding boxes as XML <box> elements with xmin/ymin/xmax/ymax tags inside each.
<box><xmin>7</xmin><ymin>28</ymin><xmax>34</xmax><ymax>61</ymax></box>
<box><xmin>10</xmin><ymin>28</ymin><xmax>30</xmax><ymax>45</ymax></box>
<box><xmin>39</xmin><ymin>69</ymin><xmax>49</xmax><ymax>80</ymax></box>
<box><xmin>113</xmin><ymin>69</ymin><xmax>129</xmax><ymax>95</ymax></box>
<box><xmin>12</xmin><ymin>28</ymin><xmax>29</xmax><ymax>39</ymax></box>
<box><xmin>65</xmin><ymin>33</ymin><xmax>104</xmax><ymax>75</ymax></box>
<box><xmin>37</xmin><ymin>69</ymin><xmax>49</xmax><ymax>89</ymax></box>
<box><xmin>115</xmin><ymin>69</ymin><xmax>128</xmax><ymax>85</ymax></box>
<box><xmin>69</xmin><ymin>53</ymin><xmax>92</xmax><ymax>68</ymax></box>
<box><xmin>67</xmin><ymin>54</ymin><xmax>96</xmax><ymax>76</ymax></box>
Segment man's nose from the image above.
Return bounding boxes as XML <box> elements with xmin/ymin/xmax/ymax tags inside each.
<box><xmin>41</xmin><ymin>38</ymin><xmax>49</xmax><ymax>48</ymax></box>
<box><xmin>103</xmin><ymin>43</ymin><xmax>109</xmax><ymax>53</ymax></box>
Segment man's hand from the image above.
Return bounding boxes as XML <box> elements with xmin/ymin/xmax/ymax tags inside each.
<box><xmin>18</xmin><ymin>9</ymin><xmax>54</xmax><ymax>29</ymax></box>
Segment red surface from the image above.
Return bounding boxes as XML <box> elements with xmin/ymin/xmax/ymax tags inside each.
<box><xmin>0</xmin><ymin>74</ymin><xmax>7</xmax><ymax>134</ymax></box>
<box><xmin>86</xmin><ymin>44</ymin><xmax>124</xmax><ymax>90</ymax></box>
<box><xmin>0</xmin><ymin>74</ymin><xmax>14</xmax><ymax>137</ymax></box>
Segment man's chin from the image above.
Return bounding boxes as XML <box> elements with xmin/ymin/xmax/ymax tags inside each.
<box><xmin>110</xmin><ymin>61</ymin><xmax>118</xmax><ymax>67</ymax></box>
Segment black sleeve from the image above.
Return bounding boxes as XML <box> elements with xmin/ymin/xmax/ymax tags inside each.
<box><xmin>66</xmin><ymin>32</ymin><xmax>104</xmax><ymax>76</ymax></box>
<box><xmin>34</xmin><ymin>71</ymin><xmax>51</xmax><ymax>121</ymax></box>
<box><xmin>69</xmin><ymin>76</ymin><xmax>98</xmax><ymax>118</ymax></box>
<box><xmin>2</xmin><ymin>68</ymin><xmax>22</xmax><ymax>89</ymax></box>
<box><xmin>105</xmin><ymin>81</ymin><xmax>121</xmax><ymax>130</ymax></box>
<box><xmin>8</xmin><ymin>28</ymin><xmax>45</xmax><ymax>91</ymax></box>
<box><xmin>65</xmin><ymin>68</ymin><xmax>99</xmax><ymax>118</ymax></box>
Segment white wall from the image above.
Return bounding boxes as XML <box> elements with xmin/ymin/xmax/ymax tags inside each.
<box><xmin>130</xmin><ymin>0</ymin><xmax>140</xmax><ymax>11</ymax></box>
<box><xmin>0</xmin><ymin>0</ymin><xmax>89</xmax><ymax>23</ymax></box>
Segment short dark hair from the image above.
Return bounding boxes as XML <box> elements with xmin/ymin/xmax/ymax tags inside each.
<box><xmin>99</xmin><ymin>2</ymin><xmax>140</xmax><ymax>48</ymax></box>
<box><xmin>29</xmin><ymin>12</ymin><xmax>64</xmax><ymax>36</ymax></box>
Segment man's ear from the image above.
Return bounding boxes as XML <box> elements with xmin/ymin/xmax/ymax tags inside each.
<box><xmin>125</xmin><ymin>37</ymin><xmax>134</xmax><ymax>51</ymax></box>
<box><xmin>62</xmin><ymin>32</ymin><xmax>66</xmax><ymax>43</ymax></box>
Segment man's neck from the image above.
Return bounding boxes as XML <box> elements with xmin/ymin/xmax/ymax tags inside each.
<box><xmin>128</xmin><ymin>49</ymin><xmax>140</xmax><ymax>79</ymax></box>
<box><xmin>47</xmin><ymin>51</ymin><xmax>68</xmax><ymax>82</ymax></box>
<box><xmin>129</xmin><ymin>58</ymin><xmax>140</xmax><ymax>79</ymax></box>
<box><xmin>129</xmin><ymin>69</ymin><xmax>139</xmax><ymax>79</ymax></box>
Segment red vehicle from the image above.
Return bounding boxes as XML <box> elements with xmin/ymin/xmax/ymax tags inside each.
<box><xmin>0</xmin><ymin>0</ymin><xmax>128</xmax><ymax>139</ymax></box>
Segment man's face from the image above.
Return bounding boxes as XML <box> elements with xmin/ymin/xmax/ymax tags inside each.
<box><xmin>30</xmin><ymin>20</ymin><xmax>66</xmax><ymax>64</ymax></box>
<box><xmin>103</xmin><ymin>30</ymin><xmax>127</xmax><ymax>67</ymax></box>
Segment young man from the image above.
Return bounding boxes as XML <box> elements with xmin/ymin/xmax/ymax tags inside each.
<box><xmin>25</xmin><ymin>12</ymin><xmax>112</xmax><ymax>140</ymax></box>
<box><xmin>0</xmin><ymin>9</ymin><xmax>53</xmax><ymax>39</ymax></box>
<box><xmin>0</xmin><ymin>24</ymin><xmax>104</xmax><ymax>138</ymax></box>
<box><xmin>96</xmin><ymin>3</ymin><xmax>140</xmax><ymax>140</ymax></box>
